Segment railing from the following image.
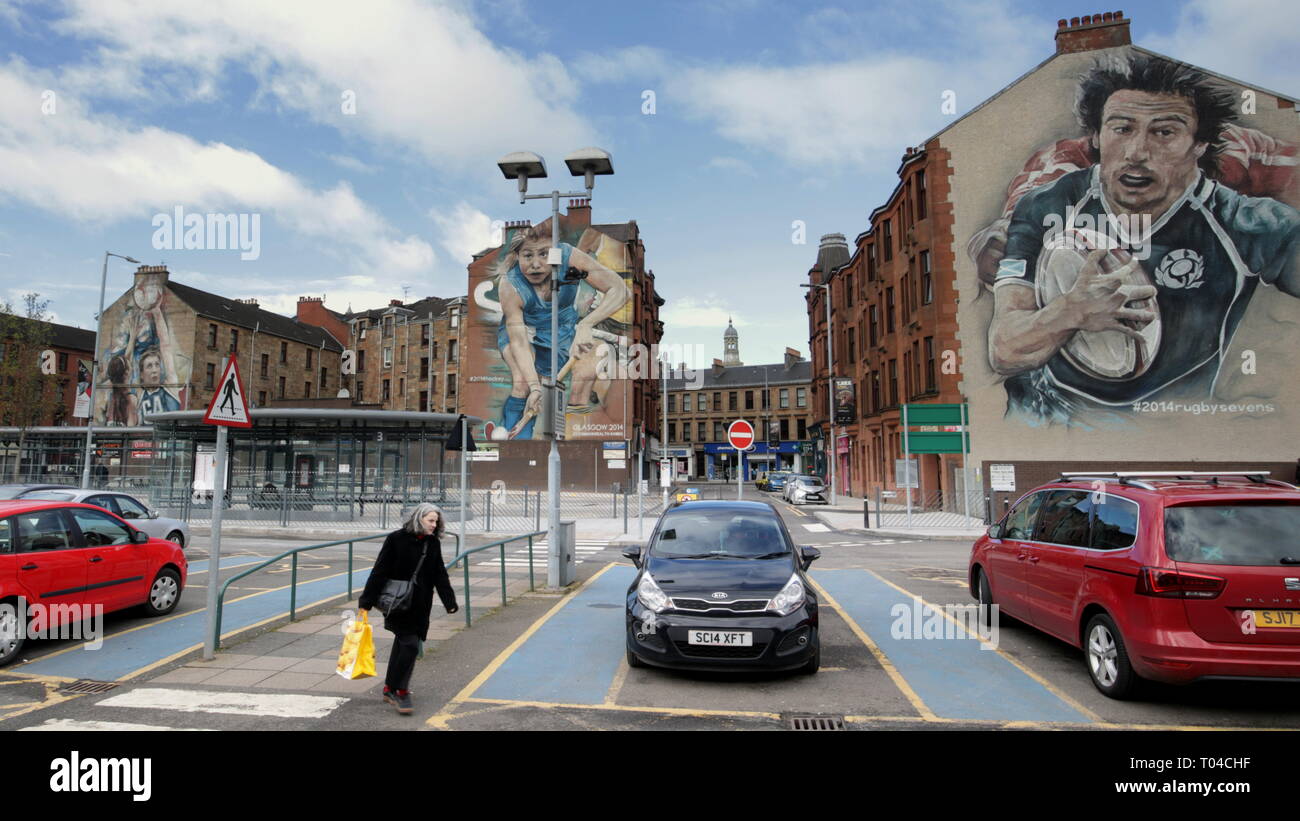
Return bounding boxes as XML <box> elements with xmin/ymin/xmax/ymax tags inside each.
<box><xmin>864</xmin><ymin>489</ymin><xmax>987</xmax><ymax>529</ymax></box>
<box><xmin>446</xmin><ymin>530</ymin><xmax>546</xmax><ymax>627</ymax></box>
<box><xmin>210</xmin><ymin>530</ymin><xmax>461</xmax><ymax>649</ymax></box>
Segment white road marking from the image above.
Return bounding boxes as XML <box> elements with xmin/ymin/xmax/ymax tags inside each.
<box><xmin>96</xmin><ymin>688</ymin><xmax>349</xmax><ymax>719</ymax></box>
<box><xmin>21</xmin><ymin>718</ymin><xmax>214</xmax><ymax>732</ymax></box>
<box><xmin>801</xmin><ymin>524</ymin><xmax>830</xmax><ymax>532</ymax></box>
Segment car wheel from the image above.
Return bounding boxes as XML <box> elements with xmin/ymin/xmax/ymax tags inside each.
<box><xmin>801</xmin><ymin>641</ymin><xmax>820</xmax><ymax>675</ymax></box>
<box><xmin>166</xmin><ymin>530</ymin><xmax>184</xmax><ymax>548</ymax></box>
<box><xmin>142</xmin><ymin>568</ymin><xmax>182</xmax><ymax>617</ymax></box>
<box><xmin>0</xmin><ymin>599</ymin><xmax>25</xmax><ymax>667</ymax></box>
<box><xmin>1084</xmin><ymin>613</ymin><xmax>1141</xmax><ymax>699</ymax></box>
<box><xmin>626</xmin><ymin>648</ymin><xmax>646</xmax><ymax>669</ymax></box>
<box><xmin>975</xmin><ymin>570</ymin><xmax>997</xmax><ymax>630</ymax></box>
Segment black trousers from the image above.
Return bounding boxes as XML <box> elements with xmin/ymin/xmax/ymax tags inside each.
<box><xmin>385</xmin><ymin>633</ymin><xmax>421</xmax><ymax>691</ymax></box>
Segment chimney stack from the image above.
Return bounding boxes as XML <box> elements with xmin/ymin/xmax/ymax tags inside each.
<box><xmin>567</xmin><ymin>197</ymin><xmax>592</xmax><ymax>228</ymax></box>
<box><xmin>1055</xmin><ymin>10</ymin><xmax>1130</xmax><ymax>54</ymax></box>
<box><xmin>389</xmin><ymin>299</ymin><xmax>403</xmax><ymax>307</ymax></box>
<box><xmin>712</xmin><ymin>358</ymin><xmax>725</xmax><ymax>376</ymax></box>
<box><xmin>784</xmin><ymin>347</ymin><xmax>803</xmax><ymax>369</ymax></box>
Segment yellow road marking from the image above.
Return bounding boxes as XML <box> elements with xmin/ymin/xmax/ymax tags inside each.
<box><xmin>604</xmin><ymin>656</ymin><xmax>630</xmax><ymax>706</ymax></box>
<box><xmin>463</xmin><ymin>696</ymin><xmax>782</xmax><ymax>721</ymax></box>
<box><xmin>427</xmin><ymin>564</ymin><xmax>615</xmax><ymax>729</ymax></box>
<box><xmin>855</xmin><ymin>566</ymin><xmax>1105</xmax><ymax>724</ymax></box>
<box><xmin>806</xmin><ymin>575</ymin><xmax>936</xmax><ymax>721</ymax></box>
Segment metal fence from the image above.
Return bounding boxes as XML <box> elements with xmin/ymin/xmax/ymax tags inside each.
<box><xmin>864</xmin><ymin>489</ymin><xmax>988</xmax><ymax>529</ymax></box>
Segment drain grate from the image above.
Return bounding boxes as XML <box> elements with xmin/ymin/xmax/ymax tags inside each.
<box><xmin>61</xmin><ymin>679</ymin><xmax>120</xmax><ymax>695</ymax></box>
<box><xmin>787</xmin><ymin>713</ymin><xmax>846</xmax><ymax>731</ymax></box>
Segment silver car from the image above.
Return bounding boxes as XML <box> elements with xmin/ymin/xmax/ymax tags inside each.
<box><xmin>784</xmin><ymin>476</ymin><xmax>827</xmax><ymax>505</ymax></box>
<box><xmin>17</xmin><ymin>488</ymin><xmax>190</xmax><ymax>548</ymax></box>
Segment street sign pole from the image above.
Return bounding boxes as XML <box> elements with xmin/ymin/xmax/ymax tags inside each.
<box><xmin>460</xmin><ymin>415</ymin><xmax>467</xmax><ymax>556</ymax></box>
<box><xmin>737</xmin><ymin>445</ymin><xmax>743</xmax><ymax>500</ymax></box>
<box><xmin>203</xmin><ymin>423</ymin><xmax>227</xmax><ymax>660</ymax></box>
<box><xmin>903</xmin><ymin>403</ymin><xmax>912</xmax><ymax>528</ymax></box>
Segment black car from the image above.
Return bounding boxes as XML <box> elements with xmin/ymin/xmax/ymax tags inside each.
<box><xmin>623</xmin><ymin>500</ymin><xmax>821</xmax><ymax>674</ymax></box>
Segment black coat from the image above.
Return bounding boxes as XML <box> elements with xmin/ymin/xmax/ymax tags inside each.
<box><xmin>359</xmin><ymin>529</ymin><xmax>457</xmax><ymax>641</ymax></box>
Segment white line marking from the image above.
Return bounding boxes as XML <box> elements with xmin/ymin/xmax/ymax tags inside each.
<box><xmin>801</xmin><ymin>524</ymin><xmax>830</xmax><ymax>532</ymax></box>
<box><xmin>96</xmin><ymin>688</ymin><xmax>349</xmax><ymax>719</ymax></box>
<box><xmin>21</xmin><ymin>718</ymin><xmax>215</xmax><ymax>732</ymax></box>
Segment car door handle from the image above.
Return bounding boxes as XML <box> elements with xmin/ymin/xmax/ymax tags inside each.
<box><xmin>1027</xmin><ymin>555</ymin><xmax>1040</xmax><ymax>563</ymax></box>
<box><xmin>21</xmin><ymin>563</ymin><xmax>37</xmax><ymax>570</ymax></box>
<box><xmin>1017</xmin><ymin>553</ymin><xmax>1028</xmax><ymax>561</ymax></box>
<box><xmin>89</xmin><ymin>556</ymin><xmax>103</xmax><ymax>563</ymax></box>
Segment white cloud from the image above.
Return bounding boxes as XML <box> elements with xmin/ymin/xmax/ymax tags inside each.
<box><xmin>571</xmin><ymin>46</ymin><xmax>672</xmax><ymax>83</ymax></box>
<box><xmin>706</xmin><ymin>156</ymin><xmax>757</xmax><ymax>176</ymax></box>
<box><xmin>324</xmin><ymin>154</ymin><xmax>378</xmax><ymax>174</ymax></box>
<box><xmin>661</xmin><ymin>296</ymin><xmax>738</xmax><ymax>329</ymax></box>
<box><xmin>1142</xmin><ymin>0</ymin><xmax>1300</xmax><ymax>94</ymax></box>
<box><xmin>42</xmin><ymin>0</ymin><xmax>597</xmax><ymax>171</ymax></box>
<box><xmin>0</xmin><ymin>60</ymin><xmax>436</xmax><ymax>275</ymax></box>
<box><xmin>429</xmin><ymin>202</ymin><xmax>500</xmax><ymax>267</ymax></box>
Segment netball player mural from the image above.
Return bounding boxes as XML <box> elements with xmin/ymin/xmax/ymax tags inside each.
<box><xmin>93</xmin><ymin>269</ymin><xmax>191</xmax><ymax>425</ymax></box>
<box><xmin>968</xmin><ymin>53</ymin><xmax>1299</xmax><ymax>425</ymax></box>
<box><xmin>467</xmin><ymin>218</ymin><xmax>632</xmax><ymax>440</ymax></box>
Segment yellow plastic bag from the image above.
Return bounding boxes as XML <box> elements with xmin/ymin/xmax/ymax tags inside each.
<box><xmin>336</xmin><ymin>610</ymin><xmax>376</xmax><ymax>680</ymax></box>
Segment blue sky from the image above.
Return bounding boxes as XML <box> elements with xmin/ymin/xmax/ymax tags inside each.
<box><xmin>1</xmin><ymin>0</ymin><xmax>1296</xmax><ymax>366</ymax></box>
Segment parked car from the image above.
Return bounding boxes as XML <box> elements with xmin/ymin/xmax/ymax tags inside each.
<box><xmin>623</xmin><ymin>500</ymin><xmax>820</xmax><ymax>673</ymax></box>
<box><xmin>0</xmin><ymin>484</ymin><xmax>69</xmax><ymax>500</ymax></box>
<box><xmin>0</xmin><ymin>500</ymin><xmax>188</xmax><ymax>665</ymax></box>
<box><xmin>784</xmin><ymin>475</ymin><xmax>827</xmax><ymax>505</ymax></box>
<box><xmin>763</xmin><ymin>472</ymin><xmax>791</xmax><ymax>493</ymax></box>
<box><xmin>17</xmin><ymin>488</ymin><xmax>190</xmax><ymax>549</ymax></box>
<box><xmin>969</xmin><ymin>471</ymin><xmax>1300</xmax><ymax>699</ymax></box>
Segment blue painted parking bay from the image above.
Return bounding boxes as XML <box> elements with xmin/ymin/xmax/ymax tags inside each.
<box><xmin>16</xmin><ymin>558</ymin><xmax>372</xmax><ymax>681</ymax></box>
<box><xmin>814</xmin><ymin>570</ymin><xmax>1091</xmax><ymax>723</ymax></box>
<box><xmin>469</xmin><ymin>565</ymin><xmax>1091</xmax><ymax>724</ymax></box>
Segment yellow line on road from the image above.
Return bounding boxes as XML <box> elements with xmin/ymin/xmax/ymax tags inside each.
<box><xmin>462</xmin><ymin>696</ymin><xmax>782</xmax><ymax>721</ymax></box>
<box><xmin>806</xmin><ymin>576</ymin><xmax>936</xmax><ymax>721</ymax></box>
<box><xmin>855</xmin><ymin>566</ymin><xmax>1105</xmax><ymax>724</ymax></box>
<box><xmin>427</xmin><ymin>564</ymin><xmax>615</xmax><ymax>729</ymax></box>
<box><xmin>604</xmin><ymin>656</ymin><xmax>630</xmax><ymax>706</ymax></box>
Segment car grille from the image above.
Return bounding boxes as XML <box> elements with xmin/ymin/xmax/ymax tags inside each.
<box><xmin>672</xmin><ymin>598</ymin><xmax>769</xmax><ymax>613</ymax></box>
<box><xmin>674</xmin><ymin>641</ymin><xmax>768</xmax><ymax>659</ymax></box>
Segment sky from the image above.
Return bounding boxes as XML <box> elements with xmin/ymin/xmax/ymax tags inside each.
<box><xmin>1</xmin><ymin>0</ymin><xmax>1297</xmax><ymax>367</ymax></box>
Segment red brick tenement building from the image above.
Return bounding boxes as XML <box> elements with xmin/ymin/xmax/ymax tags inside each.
<box><xmin>336</xmin><ymin>296</ymin><xmax>466</xmax><ymax>413</ymax></box>
<box><xmin>0</xmin><ymin>317</ymin><xmax>95</xmax><ymax>426</ymax></box>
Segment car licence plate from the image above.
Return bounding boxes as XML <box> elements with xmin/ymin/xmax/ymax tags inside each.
<box><xmin>1251</xmin><ymin>610</ymin><xmax>1300</xmax><ymax>628</ymax></box>
<box><xmin>687</xmin><ymin>630</ymin><xmax>753</xmax><ymax>646</ymax></box>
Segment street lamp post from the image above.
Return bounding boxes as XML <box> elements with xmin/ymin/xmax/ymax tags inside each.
<box><xmin>498</xmin><ymin>148</ymin><xmax>614</xmax><ymax>589</ymax></box>
<box><xmin>82</xmin><ymin>252</ymin><xmax>141</xmax><ymax>488</ymax></box>
<box><xmin>801</xmin><ymin>282</ymin><xmax>836</xmax><ymax>506</ymax></box>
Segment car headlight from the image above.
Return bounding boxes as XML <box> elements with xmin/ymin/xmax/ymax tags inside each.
<box><xmin>768</xmin><ymin>573</ymin><xmax>805</xmax><ymax>616</ymax></box>
<box><xmin>636</xmin><ymin>572</ymin><xmax>672</xmax><ymax>613</ymax></box>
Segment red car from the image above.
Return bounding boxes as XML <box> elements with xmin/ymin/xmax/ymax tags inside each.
<box><xmin>0</xmin><ymin>500</ymin><xmax>188</xmax><ymax>665</ymax></box>
<box><xmin>969</xmin><ymin>472</ymin><xmax>1300</xmax><ymax>698</ymax></box>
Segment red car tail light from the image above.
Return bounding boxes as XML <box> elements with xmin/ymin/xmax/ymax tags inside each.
<box><xmin>1136</xmin><ymin>567</ymin><xmax>1225</xmax><ymax>599</ymax></box>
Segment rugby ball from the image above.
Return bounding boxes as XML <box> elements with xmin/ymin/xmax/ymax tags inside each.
<box><xmin>1036</xmin><ymin>227</ymin><xmax>1160</xmax><ymax>380</ymax></box>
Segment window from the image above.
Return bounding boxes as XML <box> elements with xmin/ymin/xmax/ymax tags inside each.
<box><xmin>1035</xmin><ymin>491</ymin><xmax>1093</xmax><ymax>547</ymax></box>
<box><xmin>698</xmin><ymin>393</ymin><xmax>708</xmax><ymax>412</ymax></box>
<box><xmin>15</xmin><ymin>509</ymin><xmax>73</xmax><ymax>551</ymax></box>
<box><xmin>431</xmin><ymin>340</ymin><xmax>438</xmax><ymax>359</ymax></box>
<box><xmin>682</xmin><ymin>394</ymin><xmax>691</xmax><ymax>412</ymax></box>
<box><xmin>867</xmin><ymin>243</ymin><xmax>877</xmax><ymax>281</ymax></box>
<box><xmin>888</xmin><ymin>359</ymin><xmax>898</xmax><ymax>406</ymax></box>
<box><xmin>357</xmin><ymin>350</ymin><xmax>366</xmax><ymax>372</ymax></box>
<box><xmin>780</xmin><ymin>418</ymin><xmax>790</xmax><ymax>440</ymax></box>
<box><xmin>697</xmin><ymin>422</ymin><xmax>706</xmax><ymax>442</ymax></box>
<box><xmin>728</xmin><ymin>392</ymin><xmax>737</xmax><ymax>411</ymax></box>
<box><xmin>683</xmin><ymin>422</ymin><xmax>691</xmax><ymax>442</ymax></box>
<box><xmin>57</xmin><ymin>352</ymin><xmax>68</xmax><ymax>372</ymax></box>
<box><xmin>258</xmin><ymin>390</ymin><xmax>266</xmax><ymax>406</ymax></box>
<box><xmin>260</xmin><ymin>353</ymin><xmax>269</xmax><ymax>378</ymax></box>
<box><xmin>883</xmin><ymin>219</ymin><xmax>893</xmax><ymax>261</ymax></box>
<box><xmin>0</xmin><ymin>518</ymin><xmax>12</xmax><ymax>555</ymax></box>
<box><xmin>796</xmin><ymin>388</ymin><xmax>806</xmax><ymax>408</ymax></box>
<box><xmin>713</xmin><ymin>421</ymin><xmax>724</xmax><ymax>442</ymax></box>
<box><xmin>205</xmin><ymin>363</ymin><xmax>216</xmax><ymax>389</ymax></box>
<box><xmin>847</xmin><ymin>327</ymin><xmax>856</xmax><ymax>363</ymax></box>
<box><xmin>383</xmin><ymin>317</ymin><xmax>393</xmax><ymax>339</ymax></box>
<box><xmin>420</xmin><ymin>390</ymin><xmax>429</xmax><ymax>411</ymax></box>
<box><xmin>421</xmin><ymin>325</ymin><xmax>430</xmax><ymax>346</ymax></box>
<box><xmin>712</xmin><ymin>392</ymin><xmax>721</xmax><ymax>410</ymax></box>
<box><xmin>208</xmin><ymin>324</ymin><xmax>218</xmax><ymax>348</ymax></box>
<box><xmin>921</xmin><ymin>251</ymin><xmax>933</xmax><ymax>305</ymax></box>
<box><xmin>230</xmin><ymin>328</ymin><xmax>239</xmax><ymax>353</ymax></box>
<box><xmin>916</xmin><ymin>170</ymin><xmax>927</xmax><ymax>220</ymax></box>
<box><xmin>447</xmin><ymin>379</ymin><xmax>456</xmax><ymax>397</ymax></box>
<box><xmin>398</xmin><ymin>378</ymin><xmax>404</xmax><ymax>396</ymax></box>
<box><xmin>382</xmin><ymin>379</ymin><xmax>391</xmax><ymax>401</ymax></box>
<box><xmin>912</xmin><ymin>340</ymin><xmax>921</xmax><ymax>397</ymax></box>
<box><xmin>779</xmin><ymin>389</ymin><xmax>789</xmax><ymax>409</ymax></box>
<box><xmin>320</xmin><ymin>366</ymin><xmax>327</xmax><ymax>387</ymax></box>
<box><xmin>420</xmin><ymin>357</ymin><xmax>429</xmax><ymax>375</ymax></box>
<box><xmin>280</xmin><ymin>341</ymin><xmax>288</xmax><ymax>363</ymax></box>
<box><xmin>744</xmin><ymin>391</ymin><xmax>754</xmax><ymax>410</ymax></box>
<box><xmin>1002</xmin><ymin>492</ymin><xmax>1046</xmax><ymax>541</ymax></box>
<box><xmin>448</xmin><ymin>340</ymin><xmax>458</xmax><ymax>361</ymax></box>
<box><xmin>383</xmin><ymin>347</ymin><xmax>392</xmax><ymax>368</ymax></box>
<box><xmin>305</xmin><ymin>381</ymin><xmax>312</xmax><ymax>397</ymax></box>
<box><xmin>400</xmin><ymin>345</ymin><xmax>406</xmax><ymax>365</ymax></box>
<box><xmin>668</xmin><ymin>422</ymin><xmax>677</xmax><ymax>442</ymax></box>
<box><xmin>356</xmin><ymin>382</ymin><xmax>364</xmax><ymax>402</ymax></box>
<box><xmin>924</xmin><ymin>337</ymin><xmax>936</xmax><ymax>392</ymax></box>
<box><xmin>450</xmin><ymin>308</ymin><xmax>460</xmax><ymax>328</ymax></box>
<box><xmin>69</xmin><ymin>508</ymin><xmax>132</xmax><ymax>547</ymax></box>
<box><xmin>278</xmin><ymin>376</ymin><xmax>286</xmax><ymax>398</ymax></box>
<box><xmin>871</xmin><ymin>371</ymin><xmax>881</xmax><ymax>413</ymax></box>
<box><xmin>305</xmin><ymin>348</ymin><xmax>313</xmax><ymax>370</ymax></box>
<box><xmin>845</xmin><ymin>274</ymin><xmax>854</xmax><ymax>308</ymax></box>
<box><xmin>1092</xmin><ymin>496</ymin><xmax>1139</xmax><ymax>550</ymax></box>
<box><xmin>667</xmin><ymin>394</ymin><xmax>676</xmax><ymax>413</ymax></box>
<box><xmin>797</xmin><ymin>418</ymin><xmax>807</xmax><ymax>439</ymax></box>
<box><xmin>886</xmin><ymin>288</ymin><xmax>896</xmax><ymax>332</ymax></box>
<box><xmin>903</xmin><ymin>351</ymin><xmax>912</xmax><ymax>399</ymax></box>
<box><xmin>869</xmin><ymin>305</ymin><xmax>879</xmax><ymax>347</ymax></box>
<box><xmin>430</xmin><ymin>374</ymin><xmax>437</xmax><ymax>394</ymax></box>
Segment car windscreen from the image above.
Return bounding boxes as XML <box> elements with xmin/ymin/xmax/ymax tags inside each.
<box><xmin>21</xmin><ymin>491</ymin><xmax>77</xmax><ymax>501</ymax></box>
<box><xmin>1165</xmin><ymin>503</ymin><xmax>1300</xmax><ymax>566</ymax></box>
<box><xmin>652</xmin><ymin>510</ymin><xmax>790</xmax><ymax>558</ymax></box>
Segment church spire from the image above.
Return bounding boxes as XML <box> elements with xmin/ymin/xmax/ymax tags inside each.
<box><xmin>723</xmin><ymin>317</ymin><xmax>742</xmax><ymax>366</ymax></box>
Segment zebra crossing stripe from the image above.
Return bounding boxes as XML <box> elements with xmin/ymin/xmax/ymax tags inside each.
<box><xmin>95</xmin><ymin>688</ymin><xmax>349</xmax><ymax>718</ymax></box>
<box><xmin>21</xmin><ymin>719</ymin><xmax>214</xmax><ymax>732</ymax></box>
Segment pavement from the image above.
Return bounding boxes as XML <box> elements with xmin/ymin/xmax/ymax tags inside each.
<box><xmin>805</xmin><ymin>493</ymin><xmax>988</xmax><ymax>542</ymax></box>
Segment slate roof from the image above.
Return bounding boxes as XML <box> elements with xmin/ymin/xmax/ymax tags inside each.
<box><xmin>0</xmin><ymin>316</ymin><xmax>96</xmax><ymax>351</ymax></box>
<box><xmin>665</xmin><ymin>360</ymin><xmax>811</xmax><ymax>390</ymax></box>
<box><xmin>166</xmin><ymin>281</ymin><xmax>343</xmax><ymax>351</ymax></box>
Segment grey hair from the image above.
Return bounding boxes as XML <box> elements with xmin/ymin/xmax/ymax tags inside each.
<box><xmin>403</xmin><ymin>503</ymin><xmax>446</xmax><ymax>538</ymax></box>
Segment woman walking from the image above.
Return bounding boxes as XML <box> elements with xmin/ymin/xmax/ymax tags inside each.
<box><xmin>359</xmin><ymin>503</ymin><xmax>458</xmax><ymax>715</ymax></box>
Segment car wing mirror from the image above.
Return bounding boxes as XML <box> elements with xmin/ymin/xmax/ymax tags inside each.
<box><xmin>800</xmin><ymin>545</ymin><xmax>821</xmax><ymax>569</ymax></box>
<box><xmin>988</xmin><ymin>523</ymin><xmax>1003</xmax><ymax>540</ymax></box>
<box><xmin>621</xmin><ymin>546</ymin><xmax>642</xmax><ymax>567</ymax></box>
<box><xmin>130</xmin><ymin>529</ymin><xmax>149</xmax><ymax>545</ymax></box>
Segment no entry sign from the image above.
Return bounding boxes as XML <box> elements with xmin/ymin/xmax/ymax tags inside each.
<box><xmin>727</xmin><ymin>419</ymin><xmax>754</xmax><ymax>451</ymax></box>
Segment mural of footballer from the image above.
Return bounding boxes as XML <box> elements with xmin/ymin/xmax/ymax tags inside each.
<box><xmin>495</xmin><ymin>222</ymin><xmax>630</xmax><ymax>438</ymax></box>
<box><xmin>984</xmin><ymin>54</ymin><xmax>1300</xmax><ymax>424</ymax></box>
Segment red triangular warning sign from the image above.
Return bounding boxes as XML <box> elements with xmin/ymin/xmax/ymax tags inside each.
<box><xmin>203</xmin><ymin>357</ymin><xmax>252</xmax><ymax>428</ymax></box>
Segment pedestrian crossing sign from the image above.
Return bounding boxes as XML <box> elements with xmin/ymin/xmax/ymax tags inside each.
<box><xmin>203</xmin><ymin>357</ymin><xmax>252</xmax><ymax>428</ymax></box>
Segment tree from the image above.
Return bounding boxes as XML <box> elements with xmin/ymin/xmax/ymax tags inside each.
<box><xmin>0</xmin><ymin>294</ymin><xmax>63</xmax><ymax>481</ymax></box>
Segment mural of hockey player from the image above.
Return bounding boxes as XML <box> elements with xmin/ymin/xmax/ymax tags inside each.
<box><xmin>979</xmin><ymin>53</ymin><xmax>1299</xmax><ymax>424</ymax></box>
<box><xmin>496</xmin><ymin>222</ymin><xmax>630</xmax><ymax>438</ymax></box>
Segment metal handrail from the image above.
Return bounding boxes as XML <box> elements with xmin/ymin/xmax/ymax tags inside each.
<box><xmin>447</xmin><ymin>530</ymin><xmax>547</xmax><ymax>626</ymax></box>
<box><xmin>210</xmin><ymin>530</ymin><xmax>462</xmax><ymax>650</ymax></box>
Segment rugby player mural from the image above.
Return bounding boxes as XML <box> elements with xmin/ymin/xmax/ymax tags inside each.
<box><xmin>968</xmin><ymin>53</ymin><xmax>1299</xmax><ymax>425</ymax></box>
<box><xmin>466</xmin><ymin>217</ymin><xmax>632</xmax><ymax>440</ymax></box>
<box><xmin>93</xmin><ymin>269</ymin><xmax>191</xmax><ymax>425</ymax></box>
